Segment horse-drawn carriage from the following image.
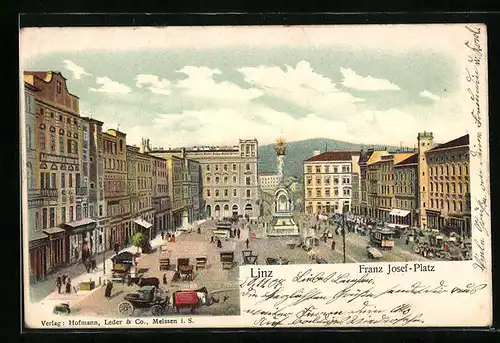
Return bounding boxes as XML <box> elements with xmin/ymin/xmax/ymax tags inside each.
<box><xmin>158</xmin><ymin>245</ymin><xmax>171</xmax><ymax>271</ymax></box>
<box><xmin>111</xmin><ymin>251</ymin><xmax>135</xmax><ymax>283</ymax></box>
<box><xmin>172</xmin><ymin>287</ymin><xmax>211</xmax><ymax>314</ymax></box>
<box><xmin>220</xmin><ymin>251</ymin><xmax>235</xmax><ymax>269</ymax></box>
<box><xmin>177</xmin><ymin>258</ymin><xmax>194</xmax><ymax>281</ymax></box>
<box><xmin>118</xmin><ymin>285</ymin><xmax>170</xmax><ymax>316</ymax></box>
<box><xmin>265</xmin><ymin>257</ymin><xmax>290</xmax><ymax>265</ymax></box>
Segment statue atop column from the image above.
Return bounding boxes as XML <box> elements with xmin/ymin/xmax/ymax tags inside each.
<box><xmin>275</xmin><ymin>137</ymin><xmax>286</xmax><ymax>183</ymax></box>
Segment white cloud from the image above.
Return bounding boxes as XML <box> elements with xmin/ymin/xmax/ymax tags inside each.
<box><xmin>62</xmin><ymin>59</ymin><xmax>92</xmax><ymax>79</ymax></box>
<box><xmin>176</xmin><ymin>66</ymin><xmax>263</xmax><ymax>102</ymax></box>
<box><xmin>340</xmin><ymin>67</ymin><xmax>401</xmax><ymax>91</ymax></box>
<box><xmin>419</xmin><ymin>90</ymin><xmax>440</xmax><ymax>101</ymax></box>
<box><xmin>89</xmin><ymin>77</ymin><xmax>132</xmax><ymax>94</ymax></box>
<box><xmin>239</xmin><ymin>61</ymin><xmax>364</xmax><ymax>117</ymax></box>
<box><xmin>135</xmin><ymin>74</ymin><xmax>172</xmax><ymax>95</ymax></box>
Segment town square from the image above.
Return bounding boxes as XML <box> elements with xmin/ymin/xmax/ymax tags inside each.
<box><xmin>22</xmin><ymin>26</ymin><xmax>473</xmax><ymax>318</ymax></box>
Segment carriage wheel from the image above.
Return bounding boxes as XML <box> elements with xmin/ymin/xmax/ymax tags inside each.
<box><xmin>118</xmin><ymin>301</ymin><xmax>134</xmax><ymax>316</ymax></box>
<box><xmin>151</xmin><ymin>305</ymin><xmax>163</xmax><ymax>316</ymax></box>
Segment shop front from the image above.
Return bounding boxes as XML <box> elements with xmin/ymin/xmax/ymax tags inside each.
<box><xmin>133</xmin><ymin>217</ymin><xmax>153</xmax><ymax>239</ymax></box>
<box><xmin>389</xmin><ymin>209</ymin><xmax>412</xmax><ymax>226</ymax></box>
<box><xmin>60</xmin><ymin>218</ymin><xmax>97</xmax><ymax>265</ymax></box>
<box><xmin>29</xmin><ymin>236</ymin><xmax>49</xmax><ymax>283</ymax></box>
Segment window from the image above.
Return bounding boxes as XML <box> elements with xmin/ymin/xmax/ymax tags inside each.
<box><xmin>42</xmin><ymin>208</ymin><xmax>48</xmax><ymax>229</ymax></box>
<box><xmin>233</xmin><ymin>175</ymin><xmax>237</xmax><ymax>183</ymax></box>
<box><xmin>224</xmin><ymin>164</ymin><xmax>228</xmax><ymax>171</ymax></box>
<box><xmin>325</xmin><ymin>166</ymin><xmax>330</xmax><ymax>173</ymax></box>
<box><xmin>307</xmin><ymin>177</ymin><xmax>312</xmax><ymax>186</ymax></box>
<box><xmin>206</xmin><ymin>189</ymin><xmax>211</xmax><ymax>197</ymax></box>
<box><xmin>325</xmin><ymin>189</ymin><xmax>330</xmax><ymax>197</ymax></box>
<box><xmin>333</xmin><ymin>167</ymin><xmax>338</xmax><ymax>173</ymax></box>
<box><xmin>119</xmin><ymin>140</ymin><xmax>123</xmax><ymax>152</ymax></box>
<box><xmin>446</xmin><ymin>183</ymin><xmax>450</xmax><ymax>193</ymax></box>
<box><xmin>334</xmin><ymin>188</ymin><xmax>339</xmax><ymax>196</ymax></box>
<box><xmin>440</xmin><ymin>200</ymin><xmax>444</xmax><ymax>209</ymax></box>
<box><xmin>307</xmin><ymin>189</ymin><xmax>312</xmax><ymax>197</ymax></box>
<box><xmin>431</xmin><ymin>199</ymin><xmax>434</xmax><ymax>208</ymax></box>
<box><xmin>61</xmin><ymin>207</ymin><xmax>66</xmax><ymax>223</ymax></box>
<box><xmin>246</xmin><ymin>189</ymin><xmax>251</xmax><ymax>197</ymax></box>
<box><xmin>315</xmin><ymin>166</ymin><xmax>321</xmax><ymax>173</ymax></box>
<box><xmin>334</xmin><ymin>178</ymin><xmax>339</xmax><ymax>185</ymax></box>
<box><xmin>34</xmin><ymin>211</ymin><xmax>39</xmax><ymax>232</ymax></box>
<box><xmin>215</xmin><ymin>165</ymin><xmax>219</xmax><ymax>171</ymax></box>
<box><xmin>233</xmin><ymin>189</ymin><xmax>237</xmax><ymax>197</ymax></box>
<box><xmin>206</xmin><ymin>176</ymin><xmax>211</xmax><ymax>183</ymax></box>
<box><xmin>343</xmin><ymin>188</ymin><xmax>351</xmax><ymax>196</ymax></box>
<box><xmin>207</xmin><ymin>165</ymin><xmax>210</xmax><ymax>171</ymax></box>
<box><xmin>215</xmin><ymin>176</ymin><xmax>220</xmax><ymax>184</ymax></box>
<box><xmin>430</xmin><ymin>183</ymin><xmax>433</xmax><ymax>191</ymax></box>
<box><xmin>465</xmin><ymin>165</ymin><xmax>469</xmax><ymax>175</ymax></box>
<box><xmin>61</xmin><ymin>173</ymin><xmax>65</xmax><ymax>188</ymax></box>
<box><xmin>307</xmin><ymin>166</ymin><xmax>312</xmax><ymax>173</ymax></box>
<box><xmin>69</xmin><ymin>174</ymin><xmax>73</xmax><ymax>188</ymax></box>
<box><xmin>51</xmin><ymin>173</ymin><xmax>56</xmax><ymax>188</ymax></box>
<box><xmin>224</xmin><ymin>176</ymin><xmax>228</xmax><ymax>184</ymax></box>
<box><xmin>49</xmin><ymin>208</ymin><xmax>55</xmax><ymax>227</ymax></box>
<box><xmin>246</xmin><ymin>163</ymin><xmax>250</xmax><ymax>171</ymax></box>
<box><xmin>99</xmin><ymin>205</ymin><xmax>103</xmax><ymax>216</ymax></box>
<box><xmin>233</xmin><ymin>164</ymin><xmax>236</xmax><ymax>171</ymax></box>
<box><xmin>39</xmin><ymin>131</ymin><xmax>45</xmax><ymax>149</ymax></box>
<box><xmin>459</xmin><ymin>201</ymin><xmax>463</xmax><ymax>212</ymax></box>
<box><xmin>246</xmin><ymin>176</ymin><xmax>251</xmax><ymax>186</ymax></box>
<box><xmin>316</xmin><ymin>189</ymin><xmax>321</xmax><ymax>197</ymax></box>
<box><xmin>224</xmin><ymin>189</ymin><xmax>228</xmax><ymax>197</ymax></box>
<box><xmin>316</xmin><ymin>177</ymin><xmax>321</xmax><ymax>185</ymax></box>
<box><xmin>459</xmin><ymin>183</ymin><xmax>463</xmax><ymax>193</ymax></box>
<box><xmin>215</xmin><ymin>189</ymin><xmax>220</xmax><ymax>197</ymax></box>
<box><xmin>69</xmin><ymin>206</ymin><xmax>74</xmax><ymax>221</ymax></box>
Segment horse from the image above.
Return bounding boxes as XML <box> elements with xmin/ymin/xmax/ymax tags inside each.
<box><xmin>135</xmin><ymin>277</ymin><xmax>160</xmax><ymax>288</ymax></box>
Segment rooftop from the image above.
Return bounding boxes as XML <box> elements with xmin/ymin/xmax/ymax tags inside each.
<box><xmin>366</xmin><ymin>151</ymin><xmax>390</xmax><ymax>165</ymax></box>
<box><xmin>395</xmin><ymin>153</ymin><xmax>418</xmax><ymax>167</ymax></box>
<box><xmin>304</xmin><ymin>151</ymin><xmax>356</xmax><ymax>162</ymax></box>
<box><xmin>428</xmin><ymin>134</ymin><xmax>469</xmax><ymax>152</ymax></box>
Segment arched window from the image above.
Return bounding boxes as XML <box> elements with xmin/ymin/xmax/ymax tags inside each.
<box><xmin>233</xmin><ymin>175</ymin><xmax>237</xmax><ymax>183</ymax></box>
<box><xmin>430</xmin><ymin>183</ymin><xmax>434</xmax><ymax>191</ymax></box>
<box><xmin>215</xmin><ymin>176</ymin><xmax>220</xmax><ymax>184</ymax></box>
<box><xmin>452</xmin><ymin>183</ymin><xmax>456</xmax><ymax>193</ymax></box>
<box><xmin>440</xmin><ymin>166</ymin><xmax>444</xmax><ymax>175</ymax></box>
<box><xmin>440</xmin><ymin>183</ymin><xmax>443</xmax><ymax>192</ymax></box>
<box><xmin>446</xmin><ymin>183</ymin><xmax>450</xmax><ymax>193</ymax></box>
<box><xmin>453</xmin><ymin>201</ymin><xmax>457</xmax><ymax>212</ymax></box>
<box><xmin>446</xmin><ymin>200</ymin><xmax>450</xmax><ymax>212</ymax></box>
<box><xmin>445</xmin><ymin>165</ymin><xmax>449</xmax><ymax>175</ymax></box>
<box><xmin>459</xmin><ymin>183</ymin><xmax>463</xmax><ymax>193</ymax></box>
<box><xmin>431</xmin><ymin>199</ymin><xmax>434</xmax><ymax>208</ymax></box>
<box><xmin>458</xmin><ymin>201</ymin><xmax>463</xmax><ymax>212</ymax></box>
<box><xmin>206</xmin><ymin>175</ymin><xmax>211</xmax><ymax>183</ymax></box>
<box><xmin>440</xmin><ymin>200</ymin><xmax>444</xmax><ymax>209</ymax></box>
<box><xmin>452</xmin><ymin>164</ymin><xmax>455</xmax><ymax>175</ymax></box>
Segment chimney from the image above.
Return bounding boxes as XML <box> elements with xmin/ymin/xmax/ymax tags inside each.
<box><xmin>313</xmin><ymin>150</ymin><xmax>321</xmax><ymax>157</ymax></box>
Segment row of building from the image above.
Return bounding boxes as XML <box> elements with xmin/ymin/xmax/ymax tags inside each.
<box><xmin>23</xmin><ymin>71</ymin><xmax>261</xmax><ymax>284</ymax></box>
<box><xmin>303</xmin><ymin>131</ymin><xmax>471</xmax><ymax>238</ymax></box>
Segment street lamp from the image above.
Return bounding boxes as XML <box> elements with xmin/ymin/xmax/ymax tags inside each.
<box><xmin>342</xmin><ymin>209</ymin><xmax>346</xmax><ymax>263</ymax></box>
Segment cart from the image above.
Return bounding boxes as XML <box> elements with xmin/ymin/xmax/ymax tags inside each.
<box><xmin>172</xmin><ymin>287</ymin><xmax>210</xmax><ymax>314</ymax></box>
<box><xmin>118</xmin><ymin>285</ymin><xmax>170</xmax><ymax>316</ymax></box>
<box><xmin>111</xmin><ymin>251</ymin><xmax>135</xmax><ymax>283</ymax></box>
<box><xmin>158</xmin><ymin>246</ymin><xmax>171</xmax><ymax>271</ymax></box>
<box><xmin>220</xmin><ymin>251</ymin><xmax>235</xmax><ymax>269</ymax></box>
<box><xmin>366</xmin><ymin>246</ymin><xmax>383</xmax><ymax>259</ymax></box>
<box><xmin>242</xmin><ymin>250</ymin><xmax>258</xmax><ymax>265</ymax></box>
<box><xmin>196</xmin><ymin>256</ymin><xmax>207</xmax><ymax>270</ymax></box>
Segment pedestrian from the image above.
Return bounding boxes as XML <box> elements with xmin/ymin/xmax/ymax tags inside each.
<box><xmin>405</xmin><ymin>237</ymin><xmax>409</xmax><ymax>245</ymax></box>
<box><xmin>245</xmin><ymin>238</ymin><xmax>250</xmax><ymax>249</ymax></box>
<box><xmin>161</xmin><ymin>231</ymin><xmax>165</xmax><ymax>240</ymax></box>
<box><xmin>105</xmin><ymin>280</ymin><xmax>113</xmax><ymax>300</ymax></box>
<box><xmin>323</xmin><ymin>235</ymin><xmax>327</xmax><ymax>243</ymax></box>
<box><xmin>114</xmin><ymin>242</ymin><xmax>119</xmax><ymax>255</ymax></box>
<box><xmin>197</xmin><ymin>226</ymin><xmax>201</xmax><ymax>234</ymax></box>
<box><xmin>56</xmin><ymin>274</ymin><xmax>62</xmax><ymax>294</ymax></box>
<box><xmin>217</xmin><ymin>239</ymin><xmax>222</xmax><ymax>249</ymax></box>
<box><xmin>210</xmin><ymin>236</ymin><xmax>214</xmax><ymax>243</ymax></box>
<box><xmin>331</xmin><ymin>240</ymin><xmax>336</xmax><ymax>251</ymax></box>
<box><xmin>172</xmin><ymin>234</ymin><xmax>176</xmax><ymax>243</ymax></box>
<box><xmin>62</xmin><ymin>273</ymin><xmax>68</xmax><ymax>285</ymax></box>
<box><xmin>163</xmin><ymin>273</ymin><xmax>168</xmax><ymax>285</ymax></box>
<box><xmin>237</xmin><ymin>229</ymin><xmax>241</xmax><ymax>239</ymax></box>
<box><xmin>65</xmin><ymin>277</ymin><xmax>72</xmax><ymax>294</ymax></box>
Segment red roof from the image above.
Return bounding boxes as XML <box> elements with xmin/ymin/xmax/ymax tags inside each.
<box><xmin>395</xmin><ymin>153</ymin><xmax>418</xmax><ymax>166</ymax></box>
<box><xmin>428</xmin><ymin>134</ymin><xmax>469</xmax><ymax>152</ymax></box>
<box><xmin>305</xmin><ymin>151</ymin><xmax>354</xmax><ymax>162</ymax></box>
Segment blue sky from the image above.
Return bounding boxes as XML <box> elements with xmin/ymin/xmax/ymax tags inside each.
<box><xmin>21</xmin><ymin>25</ymin><xmax>472</xmax><ymax>148</ymax></box>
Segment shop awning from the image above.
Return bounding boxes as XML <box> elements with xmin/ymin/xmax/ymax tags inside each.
<box><xmin>61</xmin><ymin>218</ymin><xmax>97</xmax><ymax>234</ymax></box>
<box><xmin>134</xmin><ymin>218</ymin><xmax>152</xmax><ymax>229</ymax></box>
<box><xmin>43</xmin><ymin>227</ymin><xmax>66</xmax><ymax>235</ymax></box>
<box><xmin>389</xmin><ymin>209</ymin><xmax>411</xmax><ymax>217</ymax></box>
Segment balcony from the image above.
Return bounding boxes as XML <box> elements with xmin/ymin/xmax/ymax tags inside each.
<box><xmin>39</xmin><ymin>188</ymin><xmax>58</xmax><ymax>198</ymax></box>
<box><xmin>76</xmin><ymin>187</ymin><xmax>88</xmax><ymax>196</ymax></box>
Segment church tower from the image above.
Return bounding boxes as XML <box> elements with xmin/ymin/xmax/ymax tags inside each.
<box><xmin>417</xmin><ymin>131</ymin><xmax>433</xmax><ymax>229</ymax></box>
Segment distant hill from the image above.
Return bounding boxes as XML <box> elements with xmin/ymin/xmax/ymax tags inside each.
<box><xmin>258</xmin><ymin>138</ymin><xmax>409</xmax><ymax>179</ymax></box>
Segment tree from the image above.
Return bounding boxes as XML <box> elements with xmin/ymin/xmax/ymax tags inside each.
<box><xmin>132</xmin><ymin>233</ymin><xmax>144</xmax><ymax>253</ymax></box>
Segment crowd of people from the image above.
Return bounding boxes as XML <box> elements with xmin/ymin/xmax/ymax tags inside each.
<box><xmin>55</xmin><ymin>273</ymin><xmax>72</xmax><ymax>294</ymax></box>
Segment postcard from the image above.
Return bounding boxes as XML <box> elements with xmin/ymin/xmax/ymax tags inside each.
<box><xmin>20</xmin><ymin>24</ymin><xmax>491</xmax><ymax>329</ymax></box>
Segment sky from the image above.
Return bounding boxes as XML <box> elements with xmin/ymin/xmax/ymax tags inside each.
<box><xmin>20</xmin><ymin>25</ymin><xmax>475</xmax><ymax>149</ymax></box>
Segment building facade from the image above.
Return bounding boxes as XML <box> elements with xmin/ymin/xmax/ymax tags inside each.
<box><xmin>259</xmin><ymin>172</ymin><xmax>281</xmax><ymax>193</ymax></box>
<box><xmin>357</xmin><ymin>149</ymin><xmax>375</xmax><ymax>216</ymax></box>
<box><xmin>151</xmin><ymin>138</ymin><xmax>260</xmax><ymax>220</ymax></box>
<box><xmin>417</xmin><ymin>131</ymin><xmax>434</xmax><ymax>229</ymax></box>
<box><xmin>424</xmin><ymin>134</ymin><xmax>471</xmax><ymax>237</ymax></box>
<box><xmin>83</xmin><ymin>117</ymin><xmax>106</xmax><ymax>254</ymax></box>
<box><xmin>303</xmin><ymin>151</ymin><xmax>360</xmax><ymax>215</ymax></box>
<box><xmin>102</xmin><ymin>129</ymin><xmax>130</xmax><ymax>248</ymax></box>
<box><xmin>24</xmin><ymin>71</ymin><xmax>97</xmax><ymax>271</ymax></box>
<box><xmin>392</xmin><ymin>154</ymin><xmax>419</xmax><ymax>227</ymax></box>
<box><xmin>366</xmin><ymin>151</ymin><xmax>389</xmax><ymax>219</ymax></box>
<box><xmin>151</xmin><ymin>154</ymin><xmax>171</xmax><ymax>234</ymax></box>
<box><xmin>24</xmin><ymin>81</ymin><xmax>48</xmax><ymax>283</ymax></box>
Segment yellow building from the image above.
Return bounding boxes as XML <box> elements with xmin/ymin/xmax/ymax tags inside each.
<box><xmin>424</xmin><ymin>134</ymin><xmax>471</xmax><ymax>237</ymax></box>
<box><xmin>303</xmin><ymin>150</ymin><xmax>360</xmax><ymax>214</ymax></box>
<box><xmin>366</xmin><ymin>150</ymin><xmax>389</xmax><ymax>218</ymax></box>
<box><xmin>392</xmin><ymin>153</ymin><xmax>419</xmax><ymax>227</ymax></box>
